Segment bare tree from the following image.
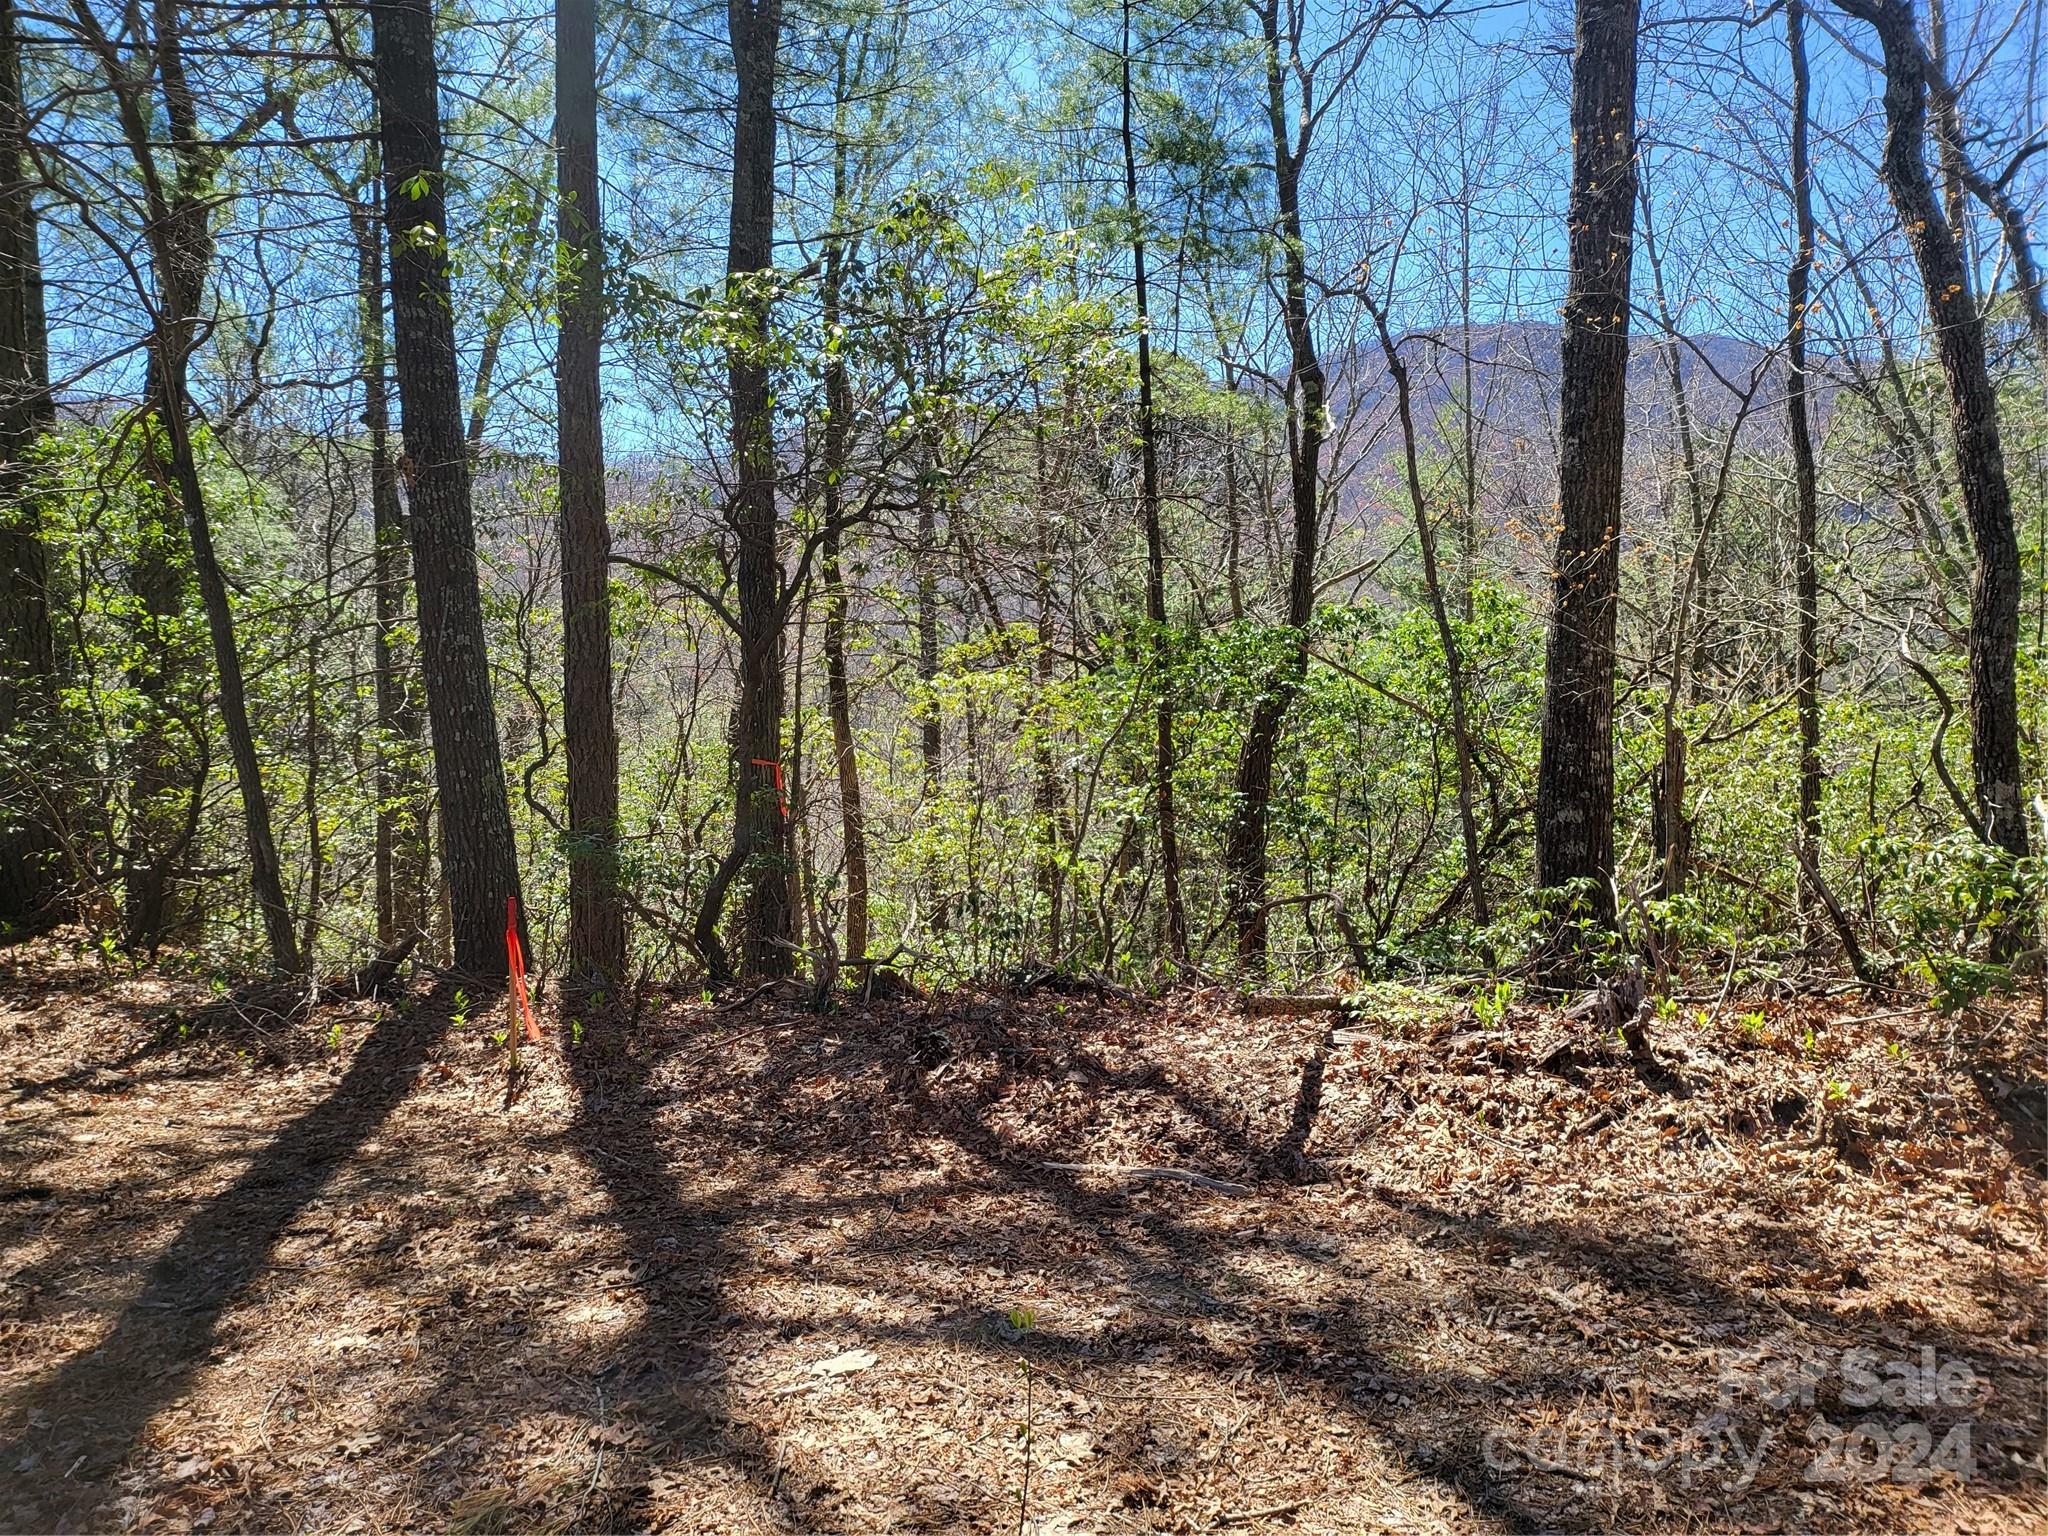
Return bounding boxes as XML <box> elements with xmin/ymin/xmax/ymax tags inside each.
<box><xmin>1835</xmin><ymin>0</ymin><xmax>2031</xmax><ymax>872</ymax></box>
<box><xmin>1787</xmin><ymin>0</ymin><xmax>1824</xmax><ymax>925</ymax></box>
<box><xmin>1220</xmin><ymin>0</ymin><xmax>1357</xmax><ymax>973</ymax></box>
<box><xmin>1362</xmin><ymin>285</ymin><xmax>1490</xmax><ymax>928</ymax></box>
<box><xmin>1120</xmin><ymin>0</ymin><xmax>1188</xmax><ymax>966</ymax></box>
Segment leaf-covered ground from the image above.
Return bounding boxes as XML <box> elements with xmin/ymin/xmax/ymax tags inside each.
<box><xmin>2</xmin><ymin>939</ymin><xmax>2043</xmax><ymax>1534</ymax></box>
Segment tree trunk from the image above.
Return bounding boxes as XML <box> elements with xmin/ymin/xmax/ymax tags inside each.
<box><xmin>467</xmin><ymin>190</ymin><xmax>545</xmax><ymax>454</ymax></box>
<box><xmin>120</xmin><ymin>505</ymin><xmax>193</xmax><ymax>953</ymax></box>
<box><xmin>1787</xmin><ymin>0</ymin><xmax>1824</xmax><ymax>927</ymax></box>
<box><xmin>345</xmin><ymin>177</ymin><xmax>428</xmax><ymax>951</ymax></box>
<box><xmin>102</xmin><ymin>5</ymin><xmax>201</xmax><ymax>954</ymax></box>
<box><xmin>1925</xmin><ymin>0</ymin><xmax>1973</xmax><ymax>289</ymax></box>
<box><xmin>556</xmin><ymin>0</ymin><xmax>627</xmax><ymax>998</ymax></box>
<box><xmin>915</xmin><ymin>447</ymin><xmax>943</xmax><ymax>932</ymax></box>
<box><xmin>816</xmin><ymin>47</ymin><xmax>871</xmax><ymax>970</ymax></box>
<box><xmin>1456</xmin><ymin>201</ymin><xmax>1481</xmax><ymax>623</ymax></box>
<box><xmin>0</xmin><ymin>0</ymin><xmax>62</xmax><ymax>933</ymax></box>
<box><xmin>156</xmin><ymin>342</ymin><xmax>301</xmax><ymax>973</ymax></box>
<box><xmin>1223</xmin><ymin>0</ymin><xmax>1325</xmax><ymax>975</ymax></box>
<box><xmin>1638</xmin><ymin>183</ymin><xmax>1703</xmax><ymax>902</ymax></box>
<box><xmin>695</xmin><ymin>0</ymin><xmax>792</xmax><ymax>980</ymax></box>
<box><xmin>1031</xmin><ymin>416</ymin><xmax>1069</xmax><ymax>958</ymax></box>
<box><xmin>819</xmin><ymin>238</ymin><xmax>869</xmax><ymax>966</ymax></box>
<box><xmin>1836</xmin><ymin>0</ymin><xmax>2030</xmax><ymax>866</ymax></box>
<box><xmin>300</xmin><ymin>615</ymin><xmax>324</xmax><ymax>963</ymax></box>
<box><xmin>1121</xmin><ymin>0</ymin><xmax>1187</xmax><ymax>967</ymax></box>
<box><xmin>1534</xmin><ymin>0</ymin><xmax>1638</xmax><ymax>953</ymax></box>
<box><xmin>372</xmin><ymin>0</ymin><xmax>527</xmax><ymax>976</ymax></box>
<box><xmin>1365</xmin><ymin>298</ymin><xmax>1490</xmax><ymax>928</ymax></box>
<box><xmin>102</xmin><ymin>0</ymin><xmax>300</xmax><ymax>972</ymax></box>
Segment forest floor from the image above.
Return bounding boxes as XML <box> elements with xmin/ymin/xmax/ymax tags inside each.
<box><xmin>1</xmin><ymin>938</ymin><xmax>2045</xmax><ymax>1535</ymax></box>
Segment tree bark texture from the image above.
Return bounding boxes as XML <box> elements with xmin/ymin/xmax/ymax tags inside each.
<box><xmin>373</xmin><ymin>0</ymin><xmax>528</xmax><ymax>975</ymax></box>
<box><xmin>556</xmin><ymin>0</ymin><xmax>627</xmax><ymax>997</ymax></box>
<box><xmin>0</xmin><ymin>0</ymin><xmax>62</xmax><ymax>932</ymax></box>
<box><xmin>1534</xmin><ymin>0</ymin><xmax>1639</xmax><ymax>945</ymax></box>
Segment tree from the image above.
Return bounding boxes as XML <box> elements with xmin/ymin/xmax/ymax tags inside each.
<box><xmin>75</xmin><ymin>0</ymin><xmax>301</xmax><ymax>972</ymax></box>
<box><xmin>1787</xmin><ymin>0</ymin><xmax>1823</xmax><ymax>926</ymax></box>
<box><xmin>819</xmin><ymin>225</ymin><xmax>869</xmax><ymax>965</ymax></box>
<box><xmin>1119</xmin><ymin>0</ymin><xmax>1187</xmax><ymax>966</ymax></box>
<box><xmin>1834</xmin><ymin>0</ymin><xmax>2030</xmax><ymax>870</ymax></box>
<box><xmin>1220</xmin><ymin>0</ymin><xmax>1348</xmax><ymax>973</ymax></box>
<box><xmin>371</xmin><ymin>0</ymin><xmax>527</xmax><ymax>975</ymax></box>
<box><xmin>305</xmin><ymin>130</ymin><xmax>432</xmax><ymax>953</ymax></box>
<box><xmin>1634</xmin><ymin>172</ymin><xmax>1706</xmax><ymax>902</ymax></box>
<box><xmin>350</xmin><ymin>158</ymin><xmax>429</xmax><ymax>951</ymax></box>
<box><xmin>1361</xmin><ymin>283</ymin><xmax>1491</xmax><ymax>930</ymax></box>
<box><xmin>1534</xmin><ymin>0</ymin><xmax>1638</xmax><ymax>952</ymax></box>
<box><xmin>695</xmin><ymin>0</ymin><xmax>793</xmax><ymax>980</ymax></box>
<box><xmin>0</xmin><ymin>0</ymin><xmax>61</xmax><ymax>933</ymax></box>
<box><xmin>556</xmin><ymin>0</ymin><xmax>627</xmax><ymax>997</ymax></box>
<box><xmin>812</xmin><ymin>17</ymin><xmax>883</xmax><ymax>970</ymax></box>
<box><xmin>4</xmin><ymin>0</ymin><xmax>2037</xmax><ymax>1002</ymax></box>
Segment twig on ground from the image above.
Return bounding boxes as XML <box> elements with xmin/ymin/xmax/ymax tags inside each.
<box><xmin>256</xmin><ymin>1380</ymin><xmax>292</xmax><ymax>1450</ymax></box>
<box><xmin>583</xmin><ymin>1382</ymin><xmax>606</xmax><ymax>1514</ymax></box>
<box><xmin>1832</xmin><ymin>1006</ymin><xmax>1930</xmax><ymax>1029</ymax></box>
<box><xmin>1209</xmin><ymin>1500</ymin><xmax>1304</xmax><ymax>1527</ymax></box>
<box><xmin>1042</xmin><ymin>1161</ymin><xmax>1254</xmax><ymax>1195</ymax></box>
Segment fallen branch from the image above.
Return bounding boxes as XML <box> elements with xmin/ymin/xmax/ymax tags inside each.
<box><xmin>1241</xmin><ymin>994</ymin><xmax>1350</xmax><ymax>1017</ymax></box>
<box><xmin>1832</xmin><ymin>1006</ymin><xmax>1929</xmax><ymax>1028</ymax></box>
<box><xmin>1043</xmin><ymin>1162</ymin><xmax>1254</xmax><ymax>1196</ymax></box>
<box><xmin>1208</xmin><ymin>1501</ymin><xmax>1304</xmax><ymax>1528</ymax></box>
<box><xmin>1794</xmin><ymin>838</ymin><xmax>1880</xmax><ymax>987</ymax></box>
<box><xmin>1568</xmin><ymin>1106</ymin><xmax>1618</xmax><ymax>1140</ymax></box>
<box><xmin>318</xmin><ymin>932</ymin><xmax>421</xmax><ymax>1002</ymax></box>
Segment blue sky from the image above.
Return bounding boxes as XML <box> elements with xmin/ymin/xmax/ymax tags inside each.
<box><xmin>27</xmin><ymin>0</ymin><xmax>2045</xmax><ymax>460</ymax></box>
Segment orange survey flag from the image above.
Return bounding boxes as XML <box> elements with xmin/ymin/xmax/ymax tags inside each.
<box><xmin>505</xmin><ymin>897</ymin><xmax>540</xmax><ymax>1043</ymax></box>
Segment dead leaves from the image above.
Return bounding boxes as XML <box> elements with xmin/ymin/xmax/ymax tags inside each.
<box><xmin>3</xmin><ymin>963</ymin><xmax>2043</xmax><ymax>1536</ymax></box>
<box><xmin>812</xmin><ymin>1346</ymin><xmax>878</xmax><ymax>1377</ymax></box>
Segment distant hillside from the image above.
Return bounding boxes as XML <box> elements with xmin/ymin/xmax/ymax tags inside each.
<box><xmin>1313</xmin><ymin>320</ymin><xmax>1832</xmax><ymax>544</ymax></box>
<box><xmin>1326</xmin><ymin>320</ymin><xmax>1791</xmax><ymax>456</ymax></box>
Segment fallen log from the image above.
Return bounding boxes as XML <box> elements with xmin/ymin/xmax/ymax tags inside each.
<box><xmin>322</xmin><ymin>932</ymin><xmax>421</xmax><ymax>1002</ymax></box>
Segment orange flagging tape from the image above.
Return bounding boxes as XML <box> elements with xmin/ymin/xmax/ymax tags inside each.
<box><xmin>505</xmin><ymin>896</ymin><xmax>540</xmax><ymax>1043</ymax></box>
<box><xmin>750</xmin><ymin>757</ymin><xmax>788</xmax><ymax>817</ymax></box>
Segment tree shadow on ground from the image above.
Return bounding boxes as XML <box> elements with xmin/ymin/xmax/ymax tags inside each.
<box><xmin>554</xmin><ymin>1015</ymin><xmax>800</xmax><ymax>1530</ymax></box>
<box><xmin>2</xmin><ymin>976</ymin><xmax>371</xmax><ymax>1107</ymax></box>
<box><xmin>1965</xmin><ymin>1066</ymin><xmax>2047</xmax><ymax>1174</ymax></box>
<box><xmin>0</xmin><ymin>983</ymin><xmax>456</xmax><ymax>1532</ymax></box>
<box><xmin>10</xmin><ymin>982</ymin><xmax>2040</xmax><ymax>1534</ymax></box>
<box><xmin>521</xmin><ymin>992</ymin><xmax>2042</xmax><ymax>1533</ymax></box>
<box><xmin>358</xmin><ymin>1011</ymin><xmax>831</xmax><ymax>1533</ymax></box>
